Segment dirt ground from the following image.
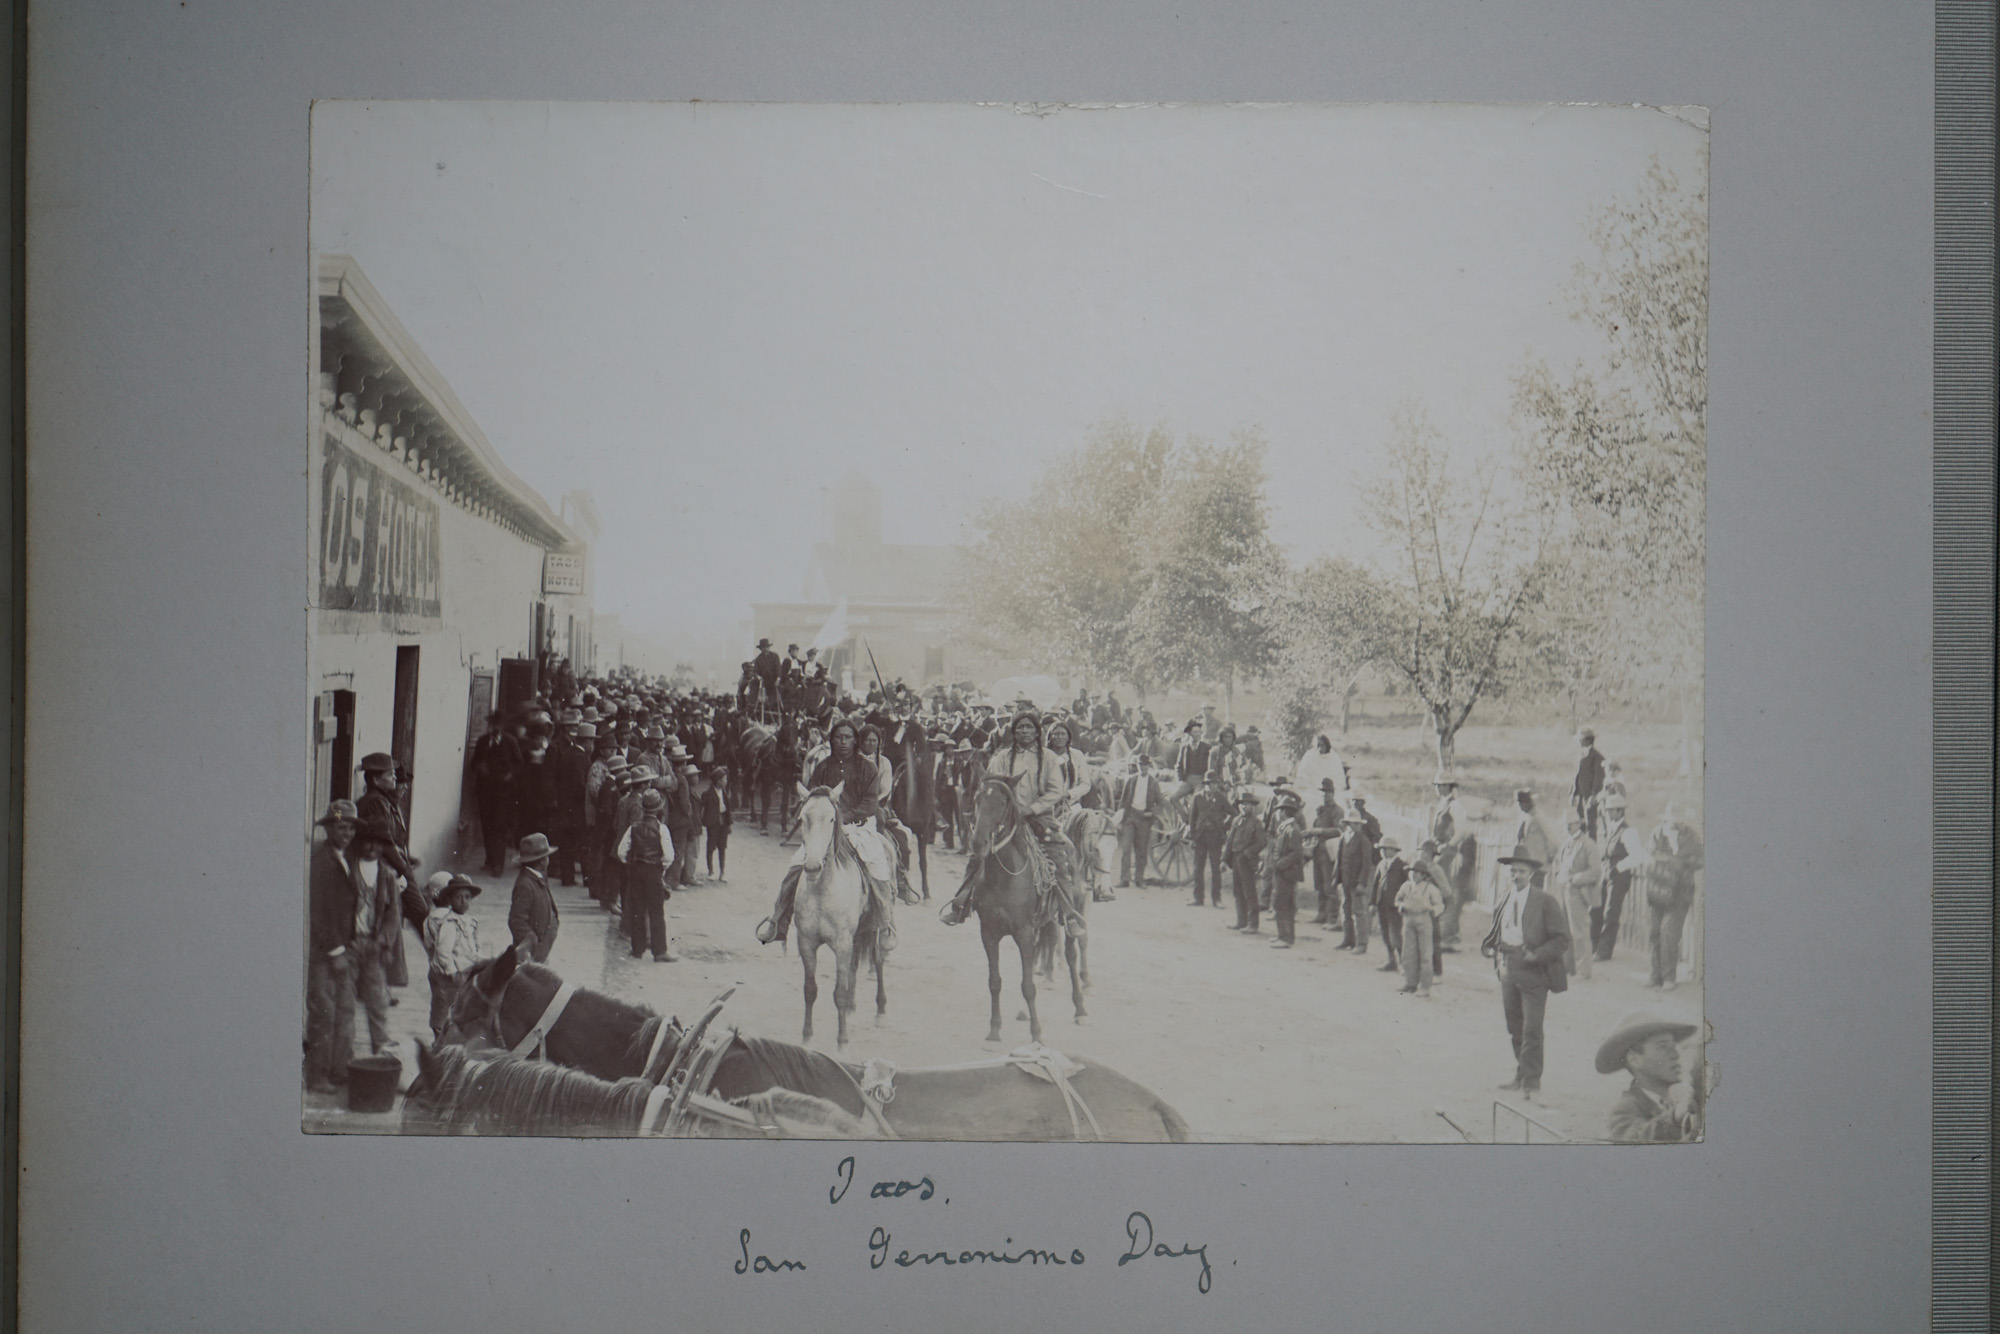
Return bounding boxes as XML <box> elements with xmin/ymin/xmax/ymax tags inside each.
<box><xmin>306</xmin><ymin>772</ymin><xmax>1703</xmax><ymax>1143</ymax></box>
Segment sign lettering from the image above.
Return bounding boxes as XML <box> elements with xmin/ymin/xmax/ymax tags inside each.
<box><xmin>318</xmin><ymin>435</ymin><xmax>443</xmax><ymax>618</ymax></box>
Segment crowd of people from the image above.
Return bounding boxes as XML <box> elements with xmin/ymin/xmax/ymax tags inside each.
<box><xmin>305</xmin><ymin>642</ymin><xmax>1705</xmax><ymax>1141</ymax></box>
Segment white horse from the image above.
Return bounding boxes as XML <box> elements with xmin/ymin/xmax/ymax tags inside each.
<box><xmin>791</xmin><ymin>784</ymin><xmax>885</xmax><ymax>1050</ymax></box>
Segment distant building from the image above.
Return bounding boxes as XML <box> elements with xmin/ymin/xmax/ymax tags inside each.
<box><xmin>311</xmin><ymin>254</ymin><xmax>592</xmax><ymax>869</ymax></box>
<box><xmin>754</xmin><ymin>470</ymin><xmax>1011</xmax><ymax>690</ymax></box>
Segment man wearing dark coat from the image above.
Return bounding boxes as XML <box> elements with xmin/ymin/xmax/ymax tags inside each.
<box><xmin>1307</xmin><ymin>780</ymin><xmax>1345</xmax><ymax>924</ymax></box>
<box><xmin>1572</xmin><ymin>728</ymin><xmax>1607</xmax><ymax>837</ymax></box>
<box><xmin>1188</xmin><ymin>773</ymin><xmax>1232</xmax><ymax>907</ymax></box>
<box><xmin>548</xmin><ymin>716</ymin><xmax>592</xmax><ymax>887</ymax></box>
<box><xmin>354</xmin><ymin>753</ymin><xmax>417</xmax><ymax>988</ymax></box>
<box><xmin>752</xmin><ymin>639</ymin><xmax>782</xmax><ymax>712</ymax></box>
<box><xmin>1482</xmin><ymin>844</ymin><xmax>1572</xmax><ymax>1099</ymax></box>
<box><xmin>1333</xmin><ymin>811</ymin><xmax>1379</xmax><ymax>952</ymax></box>
<box><xmin>508</xmin><ymin>832</ymin><xmax>561</xmax><ymax>963</ymax></box>
<box><xmin>1369</xmin><ymin>835</ymin><xmax>1408</xmax><ymax>973</ymax></box>
<box><xmin>470</xmin><ymin>713</ymin><xmax>522</xmax><ymax>875</ymax></box>
<box><xmin>1224</xmin><ymin>793</ymin><xmax>1265</xmax><ymax>933</ymax></box>
<box><xmin>305</xmin><ymin>800</ymin><xmax>368</xmax><ymax>1092</ymax></box>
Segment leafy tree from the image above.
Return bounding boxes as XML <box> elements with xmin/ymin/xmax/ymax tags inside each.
<box><xmin>1364</xmin><ymin>402</ymin><xmax>1551</xmax><ymax>771</ymax></box>
<box><xmin>1513</xmin><ymin>147</ymin><xmax>1707</xmax><ymax>756</ymax></box>
<box><xmin>1264</xmin><ymin>556</ymin><xmax>1386</xmax><ymax>756</ymax></box>
<box><xmin>1125</xmin><ymin>429</ymin><xmax>1284</xmax><ymax>711</ymax></box>
<box><xmin>951</xmin><ymin>420</ymin><xmax>1173</xmax><ymax>689</ymax></box>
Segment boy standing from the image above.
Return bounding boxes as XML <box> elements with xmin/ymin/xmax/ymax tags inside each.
<box><xmin>1394</xmin><ymin>838</ymin><xmax>1445</xmax><ymax>996</ymax></box>
<box><xmin>422</xmin><ymin>876</ymin><xmax>483</xmax><ymax>1042</ymax></box>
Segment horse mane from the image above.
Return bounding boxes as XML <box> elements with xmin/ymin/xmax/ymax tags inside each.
<box><xmin>620</xmin><ymin>1015</ymin><xmax>675</xmax><ymax>1071</ymax></box>
<box><xmin>517</xmin><ymin>962</ymin><xmax>659</xmax><ymax>1032</ymax></box>
<box><xmin>726</xmin><ymin>1035</ymin><xmax>867</xmax><ymax>1117</ymax></box>
<box><xmin>416</xmin><ymin>1045</ymin><xmax>656</xmax><ymax>1136</ymax></box>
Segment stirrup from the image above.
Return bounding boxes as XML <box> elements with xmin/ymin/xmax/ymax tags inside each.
<box><xmin>754</xmin><ymin>916</ymin><xmax>780</xmax><ymax>945</ymax></box>
<box><xmin>940</xmin><ymin>898</ymin><xmax>969</xmax><ymax>926</ymax></box>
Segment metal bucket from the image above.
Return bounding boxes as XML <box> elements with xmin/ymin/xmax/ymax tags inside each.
<box><xmin>345</xmin><ymin>1054</ymin><xmax>402</xmax><ymax>1113</ymax></box>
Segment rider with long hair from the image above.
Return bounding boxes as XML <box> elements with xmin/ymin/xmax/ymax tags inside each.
<box><xmin>939</xmin><ymin>708</ymin><xmax>1083</xmax><ymax>933</ymax></box>
<box><xmin>857</xmin><ymin>723</ymin><xmax>919</xmax><ymax>902</ymax></box>
<box><xmin>755</xmin><ymin>717</ymin><xmax>882</xmax><ymax>945</ymax></box>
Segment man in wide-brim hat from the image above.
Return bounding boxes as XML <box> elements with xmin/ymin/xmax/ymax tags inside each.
<box><xmin>508</xmin><ymin>832</ymin><xmax>560</xmax><ymax>964</ymax></box>
<box><xmin>1224</xmin><ymin>790</ymin><xmax>1266</xmax><ymax>933</ymax></box>
<box><xmin>1593</xmin><ymin>791</ymin><xmax>1642</xmax><ymax>964</ymax></box>
<box><xmin>1481</xmin><ymin>843</ymin><xmax>1572</xmax><ymax>1100</ymax></box>
<box><xmin>304</xmin><ymin>799</ymin><xmax>365</xmax><ymax>1093</ymax></box>
<box><xmin>1598</xmin><ymin>1011</ymin><xmax>1701</xmax><ymax>1141</ymax></box>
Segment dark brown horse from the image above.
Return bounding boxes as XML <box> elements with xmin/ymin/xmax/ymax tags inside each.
<box><xmin>965</xmin><ymin>776</ymin><xmax>1085</xmax><ymax>1045</ymax></box>
<box><xmin>439</xmin><ymin>958</ymin><xmax>1188</xmax><ymax>1140</ymax></box>
<box><xmin>739</xmin><ymin>718</ymin><xmax>802</xmax><ymax>831</ymax></box>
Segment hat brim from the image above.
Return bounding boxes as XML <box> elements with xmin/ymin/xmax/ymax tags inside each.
<box><xmin>1497</xmin><ymin>856</ymin><xmax>1544</xmax><ymax>868</ymax></box>
<box><xmin>1595</xmin><ymin>1020</ymin><xmax>1698</xmax><ymax>1074</ymax></box>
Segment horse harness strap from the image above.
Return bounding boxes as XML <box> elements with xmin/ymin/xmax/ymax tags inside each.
<box><xmin>925</xmin><ymin>1044</ymin><xmax>1104</xmax><ymax>1141</ymax></box>
<box><xmin>511</xmin><ymin>980</ymin><xmax>578</xmax><ymax>1060</ymax></box>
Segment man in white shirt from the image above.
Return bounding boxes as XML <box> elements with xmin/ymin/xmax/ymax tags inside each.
<box><xmin>1481</xmin><ymin>846</ymin><xmax>1571</xmax><ymax>1099</ymax></box>
<box><xmin>1116</xmin><ymin>755</ymin><xmax>1165</xmax><ymax>888</ymax></box>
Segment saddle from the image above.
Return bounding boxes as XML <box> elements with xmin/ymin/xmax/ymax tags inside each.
<box><xmin>1021</xmin><ymin>829</ymin><xmax>1082</xmax><ymax>936</ymax></box>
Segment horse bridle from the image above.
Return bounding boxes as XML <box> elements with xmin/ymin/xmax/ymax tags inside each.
<box><xmin>976</xmin><ymin>776</ymin><xmax>1029</xmax><ymax>876</ymax></box>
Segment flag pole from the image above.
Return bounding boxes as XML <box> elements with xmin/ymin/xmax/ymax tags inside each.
<box><xmin>864</xmin><ymin>638</ymin><xmax>889</xmax><ymax>699</ymax></box>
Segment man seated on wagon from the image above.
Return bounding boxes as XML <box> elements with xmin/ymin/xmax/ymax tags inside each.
<box><xmin>938</xmin><ymin>708</ymin><xmax>1087</xmax><ymax>936</ymax></box>
<box><xmin>755</xmin><ymin>717</ymin><xmax>900</xmax><ymax>946</ymax></box>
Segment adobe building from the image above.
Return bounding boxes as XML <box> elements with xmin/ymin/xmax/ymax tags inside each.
<box><xmin>753</xmin><ymin>470</ymin><xmax>1017</xmax><ymax>690</ymax></box>
<box><xmin>310</xmin><ymin>254</ymin><xmax>593</xmax><ymax>869</ymax></box>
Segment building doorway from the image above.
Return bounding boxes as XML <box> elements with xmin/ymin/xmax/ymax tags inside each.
<box><xmin>498</xmin><ymin>657</ymin><xmax>538</xmax><ymax>716</ymax></box>
<box><xmin>392</xmin><ymin>645</ymin><xmax>420</xmax><ymax>823</ymax></box>
<box><xmin>313</xmin><ymin>688</ymin><xmax>356</xmax><ymax>815</ymax></box>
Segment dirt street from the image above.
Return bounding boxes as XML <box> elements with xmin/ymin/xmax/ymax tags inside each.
<box><xmin>309</xmin><ymin>799</ymin><xmax>1701</xmax><ymax>1143</ymax></box>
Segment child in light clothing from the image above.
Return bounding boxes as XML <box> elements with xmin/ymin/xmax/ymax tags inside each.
<box><xmin>422</xmin><ymin>875</ymin><xmax>484</xmax><ymax>1041</ymax></box>
<box><xmin>1395</xmin><ymin>845</ymin><xmax>1447</xmax><ymax>997</ymax></box>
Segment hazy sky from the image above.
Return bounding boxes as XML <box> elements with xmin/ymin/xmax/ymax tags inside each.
<box><xmin>311</xmin><ymin>101</ymin><xmax>1704</xmax><ymax>646</ymax></box>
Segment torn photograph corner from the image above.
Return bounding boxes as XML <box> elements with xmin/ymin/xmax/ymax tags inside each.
<box><xmin>303</xmin><ymin>101</ymin><xmax>1708</xmax><ymax>1144</ymax></box>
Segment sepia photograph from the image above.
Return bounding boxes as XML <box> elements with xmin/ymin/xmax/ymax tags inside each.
<box><xmin>304</xmin><ymin>100</ymin><xmax>1709</xmax><ymax>1143</ymax></box>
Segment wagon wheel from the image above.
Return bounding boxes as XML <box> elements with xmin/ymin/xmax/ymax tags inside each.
<box><xmin>1153</xmin><ymin>827</ymin><xmax>1194</xmax><ymax>885</ymax></box>
<box><xmin>1150</xmin><ymin>795</ymin><xmax>1192</xmax><ymax>885</ymax></box>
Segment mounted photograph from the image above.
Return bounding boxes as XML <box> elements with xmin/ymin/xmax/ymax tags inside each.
<box><xmin>305</xmin><ymin>100</ymin><xmax>1708</xmax><ymax>1142</ymax></box>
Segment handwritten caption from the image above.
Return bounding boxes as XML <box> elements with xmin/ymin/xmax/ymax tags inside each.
<box><xmin>731</xmin><ymin>1155</ymin><xmax>1214</xmax><ymax>1294</ymax></box>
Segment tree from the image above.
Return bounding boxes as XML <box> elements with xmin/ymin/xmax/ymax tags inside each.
<box><xmin>951</xmin><ymin>419</ymin><xmax>1174</xmax><ymax>688</ymax></box>
<box><xmin>951</xmin><ymin>420</ymin><xmax>1283</xmax><ymax>706</ymax></box>
<box><xmin>1513</xmin><ymin>148</ymin><xmax>1707</xmax><ymax>760</ymax></box>
<box><xmin>1124</xmin><ymin>429</ymin><xmax>1284</xmax><ymax>712</ymax></box>
<box><xmin>1264</xmin><ymin>556</ymin><xmax>1386</xmax><ymax>757</ymax></box>
<box><xmin>1364</xmin><ymin>402</ymin><xmax>1551</xmax><ymax>771</ymax></box>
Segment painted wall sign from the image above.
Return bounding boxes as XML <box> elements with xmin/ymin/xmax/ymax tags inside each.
<box><xmin>542</xmin><ymin>551</ymin><xmax>585</xmax><ymax>596</ymax></box>
<box><xmin>318</xmin><ymin>434</ymin><xmax>443</xmax><ymax>618</ymax></box>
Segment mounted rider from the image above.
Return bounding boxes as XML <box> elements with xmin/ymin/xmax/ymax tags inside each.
<box><xmin>755</xmin><ymin>717</ymin><xmax>899</xmax><ymax>946</ymax></box>
<box><xmin>1040</xmin><ymin>714</ymin><xmax>1099</xmax><ymax>853</ymax></box>
<box><xmin>939</xmin><ymin>707</ymin><xmax>1087</xmax><ymax>935</ymax></box>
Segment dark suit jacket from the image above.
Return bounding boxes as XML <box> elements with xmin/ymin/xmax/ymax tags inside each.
<box><xmin>308</xmin><ymin>842</ymin><xmax>361</xmax><ymax>956</ymax></box>
<box><xmin>1334</xmin><ymin>830</ymin><xmax>1378</xmax><ymax>889</ymax></box>
<box><xmin>1190</xmin><ymin>788</ymin><xmax>1232</xmax><ymax>843</ymax></box>
<box><xmin>508</xmin><ymin>866</ymin><xmax>560</xmax><ymax>962</ymax></box>
<box><xmin>1224</xmin><ymin>813</ymin><xmax>1264</xmax><ymax>865</ymax></box>
<box><xmin>1481</xmin><ymin>886</ymin><xmax>1571</xmax><ymax>993</ymax></box>
<box><xmin>550</xmin><ymin>737</ymin><xmax>592</xmax><ymax>818</ymax></box>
